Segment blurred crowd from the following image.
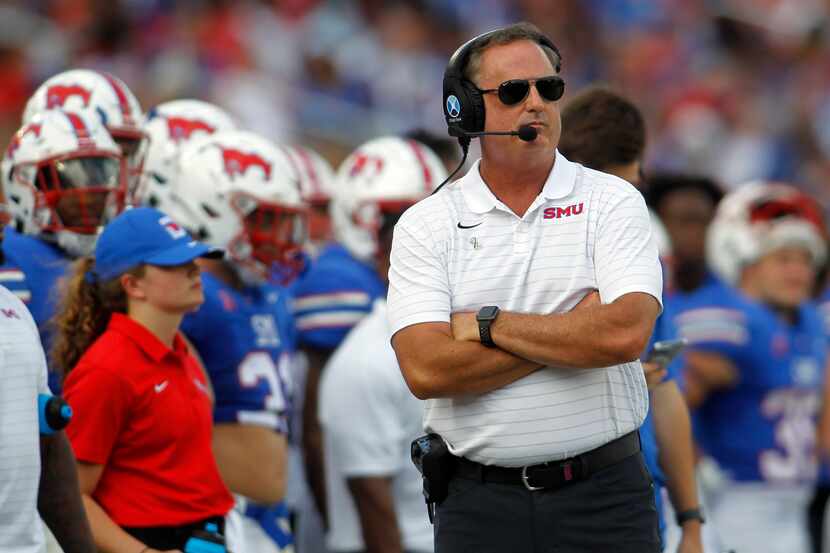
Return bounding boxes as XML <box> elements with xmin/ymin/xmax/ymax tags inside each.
<box><xmin>3</xmin><ymin>0</ymin><xmax>830</xmax><ymax>199</ymax></box>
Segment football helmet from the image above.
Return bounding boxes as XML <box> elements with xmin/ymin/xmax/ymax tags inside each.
<box><xmin>2</xmin><ymin>108</ymin><xmax>126</xmax><ymax>256</ymax></box>
<box><xmin>285</xmin><ymin>145</ymin><xmax>336</xmax><ymax>245</ymax></box>
<box><xmin>164</xmin><ymin>130</ymin><xmax>307</xmax><ymax>284</ymax></box>
<box><xmin>331</xmin><ymin>136</ymin><xmax>447</xmax><ymax>262</ymax></box>
<box><xmin>137</xmin><ymin>99</ymin><xmax>237</xmax><ymax>210</ymax></box>
<box><xmin>707</xmin><ymin>182</ymin><xmax>827</xmax><ymax>285</ymax></box>
<box><xmin>23</xmin><ymin>69</ymin><xmax>146</xmax><ymax>201</ymax></box>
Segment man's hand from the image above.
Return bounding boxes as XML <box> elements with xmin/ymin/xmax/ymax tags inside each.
<box><xmin>643</xmin><ymin>361</ymin><xmax>667</xmax><ymax>390</ymax></box>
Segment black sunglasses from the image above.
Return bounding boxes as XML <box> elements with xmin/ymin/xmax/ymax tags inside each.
<box><xmin>478</xmin><ymin>76</ymin><xmax>565</xmax><ymax>106</ymax></box>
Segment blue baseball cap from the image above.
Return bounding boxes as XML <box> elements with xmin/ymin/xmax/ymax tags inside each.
<box><xmin>93</xmin><ymin>207</ymin><xmax>223</xmax><ymax>281</ymax></box>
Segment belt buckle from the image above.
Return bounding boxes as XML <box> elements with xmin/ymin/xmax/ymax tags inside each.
<box><xmin>521</xmin><ymin>465</ymin><xmax>544</xmax><ymax>491</ymax></box>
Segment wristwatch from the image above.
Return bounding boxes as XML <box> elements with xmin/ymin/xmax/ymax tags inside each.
<box><xmin>675</xmin><ymin>507</ymin><xmax>705</xmax><ymax>526</ymax></box>
<box><xmin>476</xmin><ymin>306</ymin><xmax>500</xmax><ymax>348</ymax></box>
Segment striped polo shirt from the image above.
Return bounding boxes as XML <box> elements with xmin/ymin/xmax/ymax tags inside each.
<box><xmin>387</xmin><ymin>151</ymin><xmax>662</xmax><ymax>467</ymax></box>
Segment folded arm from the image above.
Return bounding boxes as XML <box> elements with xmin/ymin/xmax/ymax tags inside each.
<box><xmin>452</xmin><ymin>292</ymin><xmax>660</xmax><ymax>369</ymax></box>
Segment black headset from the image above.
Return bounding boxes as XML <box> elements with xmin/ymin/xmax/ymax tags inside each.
<box><xmin>442</xmin><ymin>27</ymin><xmax>562</xmax><ymax>148</ymax></box>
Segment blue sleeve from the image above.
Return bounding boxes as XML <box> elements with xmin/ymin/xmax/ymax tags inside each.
<box><xmin>292</xmin><ymin>262</ymin><xmax>376</xmax><ymax>351</ymax></box>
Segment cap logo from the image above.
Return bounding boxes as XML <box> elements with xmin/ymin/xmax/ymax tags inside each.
<box><xmin>159</xmin><ymin>215</ymin><xmax>187</xmax><ymax>239</ymax></box>
<box><xmin>166</xmin><ymin>117</ymin><xmax>215</xmax><ymax>142</ymax></box>
<box><xmin>446</xmin><ymin>95</ymin><xmax>461</xmax><ymax>118</ymax></box>
<box><xmin>46</xmin><ymin>84</ymin><xmax>92</xmax><ymax>109</ymax></box>
<box><xmin>221</xmin><ymin>148</ymin><xmax>272</xmax><ymax>180</ymax></box>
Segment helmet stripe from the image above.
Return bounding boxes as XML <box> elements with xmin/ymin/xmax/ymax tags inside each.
<box><xmin>63</xmin><ymin>112</ymin><xmax>96</xmax><ymax>149</ymax></box>
<box><xmin>101</xmin><ymin>71</ymin><xmax>134</xmax><ymax>126</ymax></box>
<box><xmin>296</xmin><ymin>147</ymin><xmax>322</xmax><ymax>197</ymax></box>
<box><xmin>406</xmin><ymin>140</ymin><xmax>433</xmax><ymax>193</ymax></box>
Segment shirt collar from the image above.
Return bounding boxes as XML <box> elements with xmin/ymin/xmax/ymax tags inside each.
<box><xmin>461</xmin><ymin>150</ymin><xmax>578</xmax><ymax>215</ymax></box>
<box><xmin>108</xmin><ymin>312</ymin><xmax>189</xmax><ymax>363</ymax></box>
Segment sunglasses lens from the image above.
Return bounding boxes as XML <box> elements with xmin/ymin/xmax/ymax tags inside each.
<box><xmin>536</xmin><ymin>77</ymin><xmax>565</xmax><ymax>101</ymax></box>
<box><xmin>498</xmin><ymin>81</ymin><xmax>530</xmax><ymax>105</ymax></box>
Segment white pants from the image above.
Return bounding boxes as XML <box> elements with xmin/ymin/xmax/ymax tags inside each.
<box><xmin>706</xmin><ymin>483</ymin><xmax>810</xmax><ymax>553</ymax></box>
<box><xmin>225</xmin><ymin>496</ymin><xmax>295</xmax><ymax>553</ymax></box>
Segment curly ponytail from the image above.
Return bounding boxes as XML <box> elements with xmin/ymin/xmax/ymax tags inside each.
<box><xmin>50</xmin><ymin>257</ymin><xmax>143</xmax><ymax>378</ymax></box>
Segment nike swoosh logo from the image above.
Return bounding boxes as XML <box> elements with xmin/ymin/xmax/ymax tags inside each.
<box><xmin>457</xmin><ymin>222</ymin><xmax>483</xmax><ymax>229</ymax></box>
<box><xmin>154</xmin><ymin>381</ymin><xmax>169</xmax><ymax>393</ymax></box>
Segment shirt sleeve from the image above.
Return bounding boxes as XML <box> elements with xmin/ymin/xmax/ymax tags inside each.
<box><xmin>387</xmin><ymin>212</ymin><xmax>452</xmax><ymax>337</ymax></box>
<box><xmin>593</xmin><ymin>184</ymin><xmax>663</xmax><ymax>308</ymax></box>
<box><xmin>63</xmin><ymin>365</ymin><xmax>133</xmax><ymax>465</ymax></box>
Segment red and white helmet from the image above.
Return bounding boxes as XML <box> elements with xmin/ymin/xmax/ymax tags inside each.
<box><xmin>137</xmin><ymin>99</ymin><xmax>238</xmax><ymax>210</ymax></box>
<box><xmin>2</xmin><ymin>109</ymin><xmax>126</xmax><ymax>257</ymax></box>
<box><xmin>707</xmin><ymin>182</ymin><xmax>827</xmax><ymax>285</ymax></box>
<box><xmin>284</xmin><ymin>145</ymin><xmax>336</xmax><ymax>245</ymax></box>
<box><xmin>331</xmin><ymin>136</ymin><xmax>447</xmax><ymax>262</ymax></box>
<box><xmin>23</xmin><ymin>69</ymin><xmax>146</xmax><ymax>201</ymax></box>
<box><xmin>164</xmin><ymin>130</ymin><xmax>307</xmax><ymax>284</ymax></box>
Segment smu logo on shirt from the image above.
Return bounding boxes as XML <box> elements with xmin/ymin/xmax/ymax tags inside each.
<box><xmin>251</xmin><ymin>314</ymin><xmax>281</xmax><ymax>347</ymax></box>
<box><xmin>543</xmin><ymin>203</ymin><xmax>584</xmax><ymax>220</ymax></box>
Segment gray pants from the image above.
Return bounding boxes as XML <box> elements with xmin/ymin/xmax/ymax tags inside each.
<box><xmin>434</xmin><ymin>453</ymin><xmax>661</xmax><ymax>553</ymax></box>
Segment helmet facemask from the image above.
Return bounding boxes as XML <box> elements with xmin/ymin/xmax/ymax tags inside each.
<box><xmin>227</xmin><ymin>192</ymin><xmax>308</xmax><ymax>285</ymax></box>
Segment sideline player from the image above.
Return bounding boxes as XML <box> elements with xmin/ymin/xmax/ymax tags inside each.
<box><xmin>291</xmin><ymin>137</ymin><xmax>446</xmax><ymax>526</ymax></box>
<box><xmin>164</xmin><ymin>130</ymin><xmax>306</xmax><ymax>553</ymax></box>
<box><xmin>672</xmin><ymin>182</ymin><xmax>827</xmax><ymax>553</ymax></box>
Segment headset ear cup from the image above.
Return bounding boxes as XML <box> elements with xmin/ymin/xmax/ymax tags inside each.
<box><xmin>443</xmin><ymin>75</ymin><xmax>473</xmax><ymax>136</ymax></box>
<box><xmin>462</xmin><ymin>81</ymin><xmax>485</xmax><ymax>133</ymax></box>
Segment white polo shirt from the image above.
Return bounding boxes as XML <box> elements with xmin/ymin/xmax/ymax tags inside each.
<box><xmin>320</xmin><ymin>299</ymin><xmax>432</xmax><ymax>553</ymax></box>
<box><xmin>388</xmin><ymin>151</ymin><xmax>662</xmax><ymax>467</ymax></box>
<box><xmin>0</xmin><ymin>285</ymin><xmax>49</xmax><ymax>553</ymax></box>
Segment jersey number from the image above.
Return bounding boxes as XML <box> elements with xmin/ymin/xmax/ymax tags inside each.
<box><xmin>760</xmin><ymin>389</ymin><xmax>819</xmax><ymax>482</ymax></box>
<box><xmin>238</xmin><ymin>351</ymin><xmax>293</xmax><ymax>413</ymax></box>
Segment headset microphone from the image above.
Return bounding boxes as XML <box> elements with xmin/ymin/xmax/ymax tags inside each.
<box><xmin>431</xmin><ymin>125</ymin><xmax>539</xmax><ymax>195</ymax></box>
<box><xmin>463</xmin><ymin>125</ymin><xmax>538</xmax><ymax>142</ymax></box>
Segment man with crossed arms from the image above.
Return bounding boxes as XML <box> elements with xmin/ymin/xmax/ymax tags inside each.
<box><xmin>388</xmin><ymin>23</ymin><xmax>663</xmax><ymax>553</ymax></box>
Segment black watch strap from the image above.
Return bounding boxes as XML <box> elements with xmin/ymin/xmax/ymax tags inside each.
<box><xmin>479</xmin><ymin>319</ymin><xmax>495</xmax><ymax>347</ymax></box>
<box><xmin>675</xmin><ymin>507</ymin><xmax>705</xmax><ymax>526</ymax></box>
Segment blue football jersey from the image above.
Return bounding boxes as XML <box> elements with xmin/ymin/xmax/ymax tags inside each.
<box><xmin>667</xmin><ymin>274</ymin><xmax>826</xmax><ymax>483</ymax></box>
<box><xmin>182</xmin><ymin>272</ymin><xmax>297</xmax><ymax>434</ymax></box>
<box><xmin>291</xmin><ymin>243</ymin><xmax>386</xmax><ymax>351</ymax></box>
<box><xmin>2</xmin><ymin>228</ymin><xmax>72</xmax><ymax>392</ymax></box>
<box><xmin>640</xmin><ymin>300</ymin><xmax>683</xmax><ymax>535</ymax></box>
<box><xmin>816</xmin><ymin>288</ymin><xmax>830</xmax><ymax>485</ymax></box>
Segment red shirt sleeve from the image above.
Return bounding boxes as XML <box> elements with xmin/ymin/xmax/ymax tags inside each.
<box><xmin>63</xmin><ymin>363</ymin><xmax>134</xmax><ymax>465</ymax></box>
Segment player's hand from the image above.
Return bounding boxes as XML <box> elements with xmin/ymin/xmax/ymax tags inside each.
<box><xmin>145</xmin><ymin>549</ymin><xmax>183</xmax><ymax>553</ymax></box>
<box><xmin>642</xmin><ymin>361</ymin><xmax>667</xmax><ymax>390</ymax></box>
<box><xmin>450</xmin><ymin>312</ymin><xmax>479</xmax><ymax>342</ymax></box>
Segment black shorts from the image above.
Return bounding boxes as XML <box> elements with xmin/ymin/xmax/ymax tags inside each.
<box><xmin>122</xmin><ymin>515</ymin><xmax>225</xmax><ymax>551</ymax></box>
<box><xmin>434</xmin><ymin>452</ymin><xmax>661</xmax><ymax>553</ymax></box>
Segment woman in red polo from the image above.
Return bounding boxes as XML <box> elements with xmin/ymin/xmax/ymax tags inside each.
<box><xmin>52</xmin><ymin>207</ymin><xmax>234</xmax><ymax>552</ymax></box>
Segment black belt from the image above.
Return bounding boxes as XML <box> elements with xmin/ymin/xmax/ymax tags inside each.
<box><xmin>455</xmin><ymin>431</ymin><xmax>640</xmax><ymax>491</ymax></box>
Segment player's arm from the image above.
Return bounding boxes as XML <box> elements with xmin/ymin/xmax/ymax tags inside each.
<box><xmin>301</xmin><ymin>346</ymin><xmax>330</xmax><ymax>526</ymax></box>
<box><xmin>817</xmin><ymin>356</ymin><xmax>830</xmax><ymax>459</ymax></box>
<box><xmin>682</xmin><ymin>350</ymin><xmax>739</xmax><ymax>409</ymax></box>
<box><xmin>212</xmin><ymin>423</ymin><xmax>288</xmax><ymax>504</ymax></box>
<box><xmin>450</xmin><ymin>291</ymin><xmax>659</xmax><ymax>369</ymax></box>
<box><xmin>38</xmin><ymin>432</ymin><xmax>96</xmax><ymax>553</ymax></box>
<box><xmin>76</xmin><ymin>462</ymin><xmax>176</xmax><ymax>553</ymax></box>
<box><xmin>651</xmin><ymin>380</ymin><xmax>703</xmax><ymax>552</ymax></box>
<box><xmin>346</xmin><ymin>476</ymin><xmax>404</xmax><ymax>553</ymax></box>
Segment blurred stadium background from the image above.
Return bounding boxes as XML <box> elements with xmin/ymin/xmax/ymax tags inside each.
<box><xmin>3</xmin><ymin>0</ymin><xmax>830</xmax><ymax>201</ymax></box>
